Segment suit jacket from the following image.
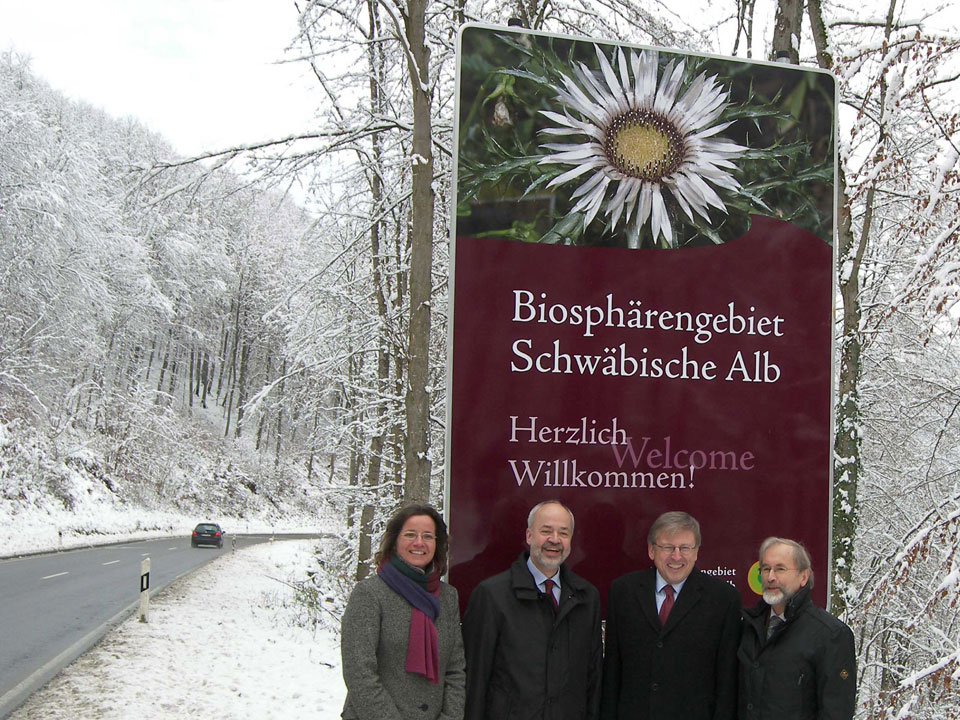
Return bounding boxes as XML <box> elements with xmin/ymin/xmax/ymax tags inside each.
<box><xmin>600</xmin><ymin>567</ymin><xmax>740</xmax><ymax>720</ymax></box>
<box><xmin>462</xmin><ymin>552</ymin><xmax>603</xmax><ymax>720</ymax></box>
<box><xmin>341</xmin><ymin>574</ymin><xmax>466</xmax><ymax>720</ymax></box>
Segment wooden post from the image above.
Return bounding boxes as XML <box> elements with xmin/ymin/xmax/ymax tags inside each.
<box><xmin>139</xmin><ymin>557</ymin><xmax>151</xmax><ymax>622</ymax></box>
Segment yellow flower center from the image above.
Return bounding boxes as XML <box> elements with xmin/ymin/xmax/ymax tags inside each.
<box><xmin>604</xmin><ymin>110</ymin><xmax>684</xmax><ymax>181</ymax></box>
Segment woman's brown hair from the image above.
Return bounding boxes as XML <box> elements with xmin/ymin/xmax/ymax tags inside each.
<box><xmin>374</xmin><ymin>503</ymin><xmax>449</xmax><ymax>575</ymax></box>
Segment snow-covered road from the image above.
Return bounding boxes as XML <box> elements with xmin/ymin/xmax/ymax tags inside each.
<box><xmin>9</xmin><ymin>540</ymin><xmax>346</xmax><ymax>719</ymax></box>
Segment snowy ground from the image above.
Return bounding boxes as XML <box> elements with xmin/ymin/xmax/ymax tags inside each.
<box><xmin>8</xmin><ymin>539</ymin><xmax>347</xmax><ymax>720</ymax></box>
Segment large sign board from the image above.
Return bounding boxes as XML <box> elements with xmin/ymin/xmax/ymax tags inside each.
<box><xmin>446</xmin><ymin>24</ymin><xmax>836</xmax><ymax>613</ymax></box>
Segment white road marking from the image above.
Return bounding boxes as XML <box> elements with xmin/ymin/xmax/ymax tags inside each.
<box><xmin>102</xmin><ymin>560</ymin><xmax>120</xmax><ymax>566</ymax></box>
<box><xmin>42</xmin><ymin>572</ymin><xmax>68</xmax><ymax>580</ymax></box>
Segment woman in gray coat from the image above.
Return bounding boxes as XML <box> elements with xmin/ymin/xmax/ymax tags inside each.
<box><xmin>341</xmin><ymin>503</ymin><xmax>465</xmax><ymax>720</ymax></box>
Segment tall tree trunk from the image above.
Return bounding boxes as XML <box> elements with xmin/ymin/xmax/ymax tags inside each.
<box><xmin>223</xmin><ymin>288</ymin><xmax>244</xmax><ymax>437</ymax></box>
<box><xmin>155</xmin><ymin>329</ymin><xmax>172</xmax><ymax>404</ymax></box>
<box><xmin>771</xmin><ymin>0</ymin><xmax>803</xmax><ymax>63</ymax></box>
<box><xmin>306</xmin><ymin>408</ymin><xmax>320</xmax><ymax>482</ymax></box>
<box><xmin>808</xmin><ymin>0</ymin><xmax>897</xmax><ymax>614</ymax></box>
<box><xmin>831</xmin><ymin>168</ymin><xmax>866</xmax><ymax>615</ymax></box>
<box><xmin>357</xmin><ymin>0</ymin><xmax>390</xmax><ymax>580</ymax></box>
<box><xmin>732</xmin><ymin>0</ymin><xmax>757</xmax><ymax>58</ymax></box>
<box><xmin>130</xmin><ymin>343</ymin><xmax>142</xmax><ymax>391</ymax></box>
<box><xmin>784</xmin><ymin>0</ymin><xmax>857</xmax><ymax>613</ymax></box>
<box><xmin>357</xmin><ymin>0</ymin><xmax>392</xmax><ymax>578</ymax></box>
<box><xmin>156</xmin><ymin>348</ymin><xmax>168</xmax><ymax>401</ymax></box>
<box><xmin>234</xmin><ymin>335</ymin><xmax>250</xmax><ymax>439</ymax></box>
<box><xmin>357</xmin><ymin>503</ymin><xmax>376</xmax><ymax>581</ymax></box>
<box><xmin>216</xmin><ymin>320</ymin><xmax>230</xmax><ymax>399</ymax></box>
<box><xmin>274</xmin><ymin>357</ymin><xmax>286</xmax><ymax>468</ymax></box>
<box><xmin>393</xmin><ymin>348</ymin><xmax>406</xmax><ymax>502</ymax></box>
<box><xmin>167</xmin><ymin>348</ymin><xmax>177</xmax><ymax>399</ymax></box>
<box><xmin>512</xmin><ymin>0</ymin><xmax>549</xmax><ymax>29</ymax></box>
<box><xmin>402</xmin><ymin>0</ymin><xmax>434</xmax><ymax>504</ymax></box>
<box><xmin>347</xmin><ymin>359</ymin><xmax>365</xmax><ymax>542</ymax></box>
<box><xmin>188</xmin><ymin>344</ymin><xmax>195</xmax><ymax>411</ymax></box>
<box><xmin>806</xmin><ymin>0</ymin><xmax>832</xmax><ymax>69</ymax></box>
<box><xmin>201</xmin><ymin>350</ymin><xmax>211</xmax><ymax>409</ymax></box>
<box><xmin>145</xmin><ymin>336</ymin><xmax>156</xmax><ymax>381</ymax></box>
<box><xmin>257</xmin><ymin>352</ymin><xmax>271</xmax><ymax>451</ymax></box>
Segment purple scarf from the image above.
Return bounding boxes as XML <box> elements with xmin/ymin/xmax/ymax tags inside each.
<box><xmin>378</xmin><ymin>560</ymin><xmax>441</xmax><ymax>683</ymax></box>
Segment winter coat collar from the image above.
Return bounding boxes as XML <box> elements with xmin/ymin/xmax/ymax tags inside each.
<box><xmin>744</xmin><ymin>582</ymin><xmax>813</xmax><ymax>625</ymax></box>
<box><xmin>508</xmin><ymin>552</ymin><xmax>590</xmax><ymax>614</ymax></box>
<box><xmin>633</xmin><ymin>566</ymin><xmax>708</xmax><ymax>636</ymax></box>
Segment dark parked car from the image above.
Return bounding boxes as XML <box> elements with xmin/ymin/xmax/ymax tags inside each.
<box><xmin>191</xmin><ymin>523</ymin><xmax>224</xmax><ymax>548</ymax></box>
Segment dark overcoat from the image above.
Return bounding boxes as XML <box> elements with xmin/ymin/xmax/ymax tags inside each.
<box><xmin>600</xmin><ymin>567</ymin><xmax>741</xmax><ymax>720</ymax></box>
<box><xmin>738</xmin><ymin>584</ymin><xmax>856</xmax><ymax>720</ymax></box>
<box><xmin>462</xmin><ymin>553</ymin><xmax>602</xmax><ymax>720</ymax></box>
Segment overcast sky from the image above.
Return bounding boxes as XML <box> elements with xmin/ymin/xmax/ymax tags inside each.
<box><xmin>0</xmin><ymin>1</ymin><xmax>318</xmax><ymax>157</ymax></box>
<box><xmin>3</xmin><ymin>2</ymin><xmax>958</xmax><ymax>159</ymax></box>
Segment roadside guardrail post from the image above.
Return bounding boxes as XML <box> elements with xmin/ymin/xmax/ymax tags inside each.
<box><xmin>139</xmin><ymin>557</ymin><xmax>151</xmax><ymax>622</ymax></box>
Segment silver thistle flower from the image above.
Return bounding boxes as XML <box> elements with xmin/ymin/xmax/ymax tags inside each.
<box><xmin>539</xmin><ymin>44</ymin><xmax>746</xmax><ymax>247</ymax></box>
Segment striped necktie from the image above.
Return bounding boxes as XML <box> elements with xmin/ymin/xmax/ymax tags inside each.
<box><xmin>767</xmin><ymin>614</ymin><xmax>784</xmax><ymax>639</ymax></box>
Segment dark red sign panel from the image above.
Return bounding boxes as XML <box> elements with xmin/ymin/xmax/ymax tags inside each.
<box><xmin>447</xmin><ymin>25</ymin><xmax>836</xmax><ymax>613</ymax></box>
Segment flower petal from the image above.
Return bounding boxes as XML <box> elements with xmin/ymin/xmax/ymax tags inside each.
<box><xmin>582</xmin><ymin>176</ymin><xmax>611</xmax><ymax>227</ymax></box>
<box><xmin>544</xmin><ymin>159</ymin><xmax>605</xmax><ymax>188</ymax></box>
<box><xmin>605</xmin><ymin>175</ymin><xmax>635</xmax><ymax>229</ymax></box>
<box><xmin>650</xmin><ymin>186</ymin><xmax>673</xmax><ymax>246</ymax></box>
<box><xmin>654</xmin><ymin>60</ymin><xmax>685</xmax><ymax>115</ymax></box>
<box><xmin>667</xmin><ymin>177</ymin><xmax>697</xmax><ymax>222</ymax></box>
<box><xmin>570</xmin><ymin>166</ymin><xmax>610</xmax><ymax>200</ymax></box>
<box><xmin>617</xmin><ymin>49</ymin><xmax>632</xmax><ymax>105</ymax></box>
<box><xmin>622</xmin><ymin>179</ymin><xmax>642</xmax><ymax>225</ymax></box>
<box><xmin>682</xmin><ymin>170</ymin><xmax>728</xmax><ymax>212</ymax></box>
<box><xmin>578</xmin><ymin>60</ymin><xmax>620</xmax><ymax>116</ymax></box>
<box><xmin>541</xmin><ymin>144</ymin><xmax>604</xmax><ymax>162</ymax></box>
<box><xmin>670</xmin><ymin>173</ymin><xmax>711</xmax><ymax>221</ymax></box>
<box><xmin>637</xmin><ymin>183</ymin><xmax>653</xmax><ymax>227</ymax></box>
<box><xmin>595</xmin><ymin>44</ymin><xmax>629</xmax><ymax>114</ymax></box>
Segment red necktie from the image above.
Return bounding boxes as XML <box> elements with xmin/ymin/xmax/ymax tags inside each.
<box><xmin>544</xmin><ymin>578</ymin><xmax>559</xmax><ymax>611</ymax></box>
<box><xmin>659</xmin><ymin>584</ymin><xmax>674</xmax><ymax>625</ymax></box>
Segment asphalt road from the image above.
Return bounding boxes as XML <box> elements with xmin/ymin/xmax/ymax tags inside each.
<box><xmin>0</xmin><ymin>533</ymin><xmax>318</xmax><ymax>719</ymax></box>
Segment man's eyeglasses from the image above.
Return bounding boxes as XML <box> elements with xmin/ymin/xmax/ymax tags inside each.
<box><xmin>400</xmin><ymin>531</ymin><xmax>436</xmax><ymax>542</ymax></box>
<box><xmin>653</xmin><ymin>543</ymin><xmax>697</xmax><ymax>555</ymax></box>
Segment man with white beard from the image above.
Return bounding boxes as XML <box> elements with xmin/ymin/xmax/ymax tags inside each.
<box><xmin>738</xmin><ymin>537</ymin><xmax>857</xmax><ymax>720</ymax></box>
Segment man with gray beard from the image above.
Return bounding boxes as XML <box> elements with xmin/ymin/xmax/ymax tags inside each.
<box><xmin>738</xmin><ymin>537</ymin><xmax>857</xmax><ymax>720</ymax></box>
<box><xmin>462</xmin><ymin>500</ymin><xmax>602</xmax><ymax>720</ymax></box>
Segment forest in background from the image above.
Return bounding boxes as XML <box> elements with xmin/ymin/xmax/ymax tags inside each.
<box><xmin>0</xmin><ymin>50</ymin><xmax>337</xmax><ymax>528</ymax></box>
<box><xmin>2</xmin><ymin>1</ymin><xmax>960</xmax><ymax>717</ymax></box>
